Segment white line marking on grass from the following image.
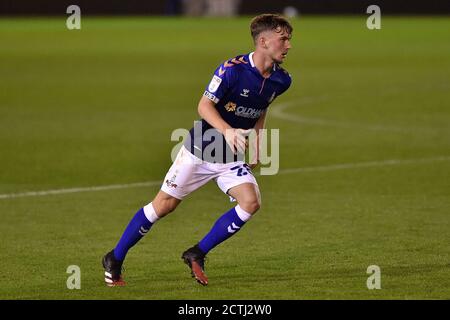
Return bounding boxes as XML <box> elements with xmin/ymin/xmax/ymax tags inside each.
<box><xmin>276</xmin><ymin>156</ymin><xmax>450</xmax><ymax>175</ymax></box>
<box><xmin>0</xmin><ymin>181</ymin><xmax>162</xmax><ymax>200</ymax></box>
<box><xmin>1</xmin><ymin>156</ymin><xmax>449</xmax><ymax>200</ymax></box>
<box><xmin>271</xmin><ymin>100</ymin><xmax>441</xmax><ymax>134</ymax></box>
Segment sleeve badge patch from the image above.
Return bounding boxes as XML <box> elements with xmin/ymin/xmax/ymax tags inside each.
<box><xmin>208</xmin><ymin>75</ymin><xmax>222</xmax><ymax>93</ymax></box>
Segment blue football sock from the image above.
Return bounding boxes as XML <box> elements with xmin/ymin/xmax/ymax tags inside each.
<box><xmin>198</xmin><ymin>206</ymin><xmax>250</xmax><ymax>254</ymax></box>
<box><xmin>113</xmin><ymin>208</ymin><xmax>153</xmax><ymax>261</ymax></box>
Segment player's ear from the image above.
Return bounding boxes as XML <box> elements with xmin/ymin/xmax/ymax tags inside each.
<box><xmin>258</xmin><ymin>35</ymin><xmax>268</xmax><ymax>49</ymax></box>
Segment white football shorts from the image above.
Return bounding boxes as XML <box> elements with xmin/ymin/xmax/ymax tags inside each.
<box><xmin>160</xmin><ymin>146</ymin><xmax>258</xmax><ymax>200</ymax></box>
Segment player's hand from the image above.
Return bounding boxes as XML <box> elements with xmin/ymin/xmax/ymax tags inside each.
<box><xmin>224</xmin><ymin>128</ymin><xmax>251</xmax><ymax>154</ymax></box>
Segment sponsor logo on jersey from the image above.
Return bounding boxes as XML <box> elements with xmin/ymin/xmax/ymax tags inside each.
<box><xmin>240</xmin><ymin>88</ymin><xmax>250</xmax><ymax>98</ymax></box>
<box><xmin>235</xmin><ymin>106</ymin><xmax>264</xmax><ymax>118</ymax></box>
<box><xmin>203</xmin><ymin>90</ymin><xmax>219</xmax><ymax>103</ymax></box>
<box><xmin>225</xmin><ymin>102</ymin><xmax>264</xmax><ymax>119</ymax></box>
<box><xmin>208</xmin><ymin>75</ymin><xmax>222</xmax><ymax>93</ymax></box>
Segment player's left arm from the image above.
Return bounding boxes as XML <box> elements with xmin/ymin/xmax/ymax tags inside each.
<box><xmin>249</xmin><ymin>110</ymin><xmax>267</xmax><ymax>169</ymax></box>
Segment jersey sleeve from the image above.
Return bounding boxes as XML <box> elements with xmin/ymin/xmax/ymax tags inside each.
<box><xmin>203</xmin><ymin>62</ymin><xmax>237</xmax><ymax>104</ymax></box>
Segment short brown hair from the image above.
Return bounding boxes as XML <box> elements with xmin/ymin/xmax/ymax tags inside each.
<box><xmin>250</xmin><ymin>14</ymin><xmax>293</xmax><ymax>42</ymax></box>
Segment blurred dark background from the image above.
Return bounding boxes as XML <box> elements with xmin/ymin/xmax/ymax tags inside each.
<box><xmin>1</xmin><ymin>0</ymin><xmax>449</xmax><ymax>16</ymax></box>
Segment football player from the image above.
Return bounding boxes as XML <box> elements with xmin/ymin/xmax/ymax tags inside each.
<box><xmin>103</xmin><ymin>13</ymin><xmax>293</xmax><ymax>286</ymax></box>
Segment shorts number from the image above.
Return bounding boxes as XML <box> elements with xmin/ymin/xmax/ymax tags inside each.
<box><xmin>231</xmin><ymin>164</ymin><xmax>251</xmax><ymax>177</ymax></box>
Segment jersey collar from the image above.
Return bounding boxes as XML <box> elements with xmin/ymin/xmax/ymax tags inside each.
<box><xmin>248</xmin><ymin>51</ymin><xmax>278</xmax><ymax>73</ymax></box>
<box><xmin>249</xmin><ymin>51</ymin><xmax>256</xmax><ymax>67</ymax></box>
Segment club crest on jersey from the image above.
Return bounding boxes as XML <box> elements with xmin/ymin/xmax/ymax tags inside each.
<box><xmin>224</xmin><ymin>101</ymin><xmax>237</xmax><ymax>112</ymax></box>
<box><xmin>208</xmin><ymin>75</ymin><xmax>222</xmax><ymax>93</ymax></box>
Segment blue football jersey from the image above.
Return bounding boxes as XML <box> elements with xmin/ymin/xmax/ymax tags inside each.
<box><xmin>184</xmin><ymin>52</ymin><xmax>292</xmax><ymax>163</ymax></box>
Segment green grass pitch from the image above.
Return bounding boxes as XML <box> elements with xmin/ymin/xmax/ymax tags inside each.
<box><xmin>0</xmin><ymin>16</ymin><xmax>449</xmax><ymax>299</ymax></box>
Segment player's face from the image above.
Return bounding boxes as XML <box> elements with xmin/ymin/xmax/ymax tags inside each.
<box><xmin>262</xmin><ymin>27</ymin><xmax>292</xmax><ymax>64</ymax></box>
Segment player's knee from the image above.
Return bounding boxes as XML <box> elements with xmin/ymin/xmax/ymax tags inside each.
<box><xmin>152</xmin><ymin>197</ymin><xmax>179</xmax><ymax>217</ymax></box>
<box><xmin>250</xmin><ymin>200</ymin><xmax>261</xmax><ymax>214</ymax></box>
<box><xmin>239</xmin><ymin>198</ymin><xmax>261</xmax><ymax>215</ymax></box>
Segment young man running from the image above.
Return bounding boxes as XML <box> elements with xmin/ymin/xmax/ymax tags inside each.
<box><xmin>103</xmin><ymin>13</ymin><xmax>293</xmax><ymax>286</ymax></box>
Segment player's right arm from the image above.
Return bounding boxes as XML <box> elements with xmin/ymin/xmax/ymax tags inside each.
<box><xmin>199</xmin><ymin>59</ymin><xmax>250</xmax><ymax>154</ymax></box>
<box><xmin>198</xmin><ymin>96</ymin><xmax>249</xmax><ymax>154</ymax></box>
<box><xmin>197</xmin><ymin>96</ymin><xmax>231</xmax><ymax>136</ymax></box>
